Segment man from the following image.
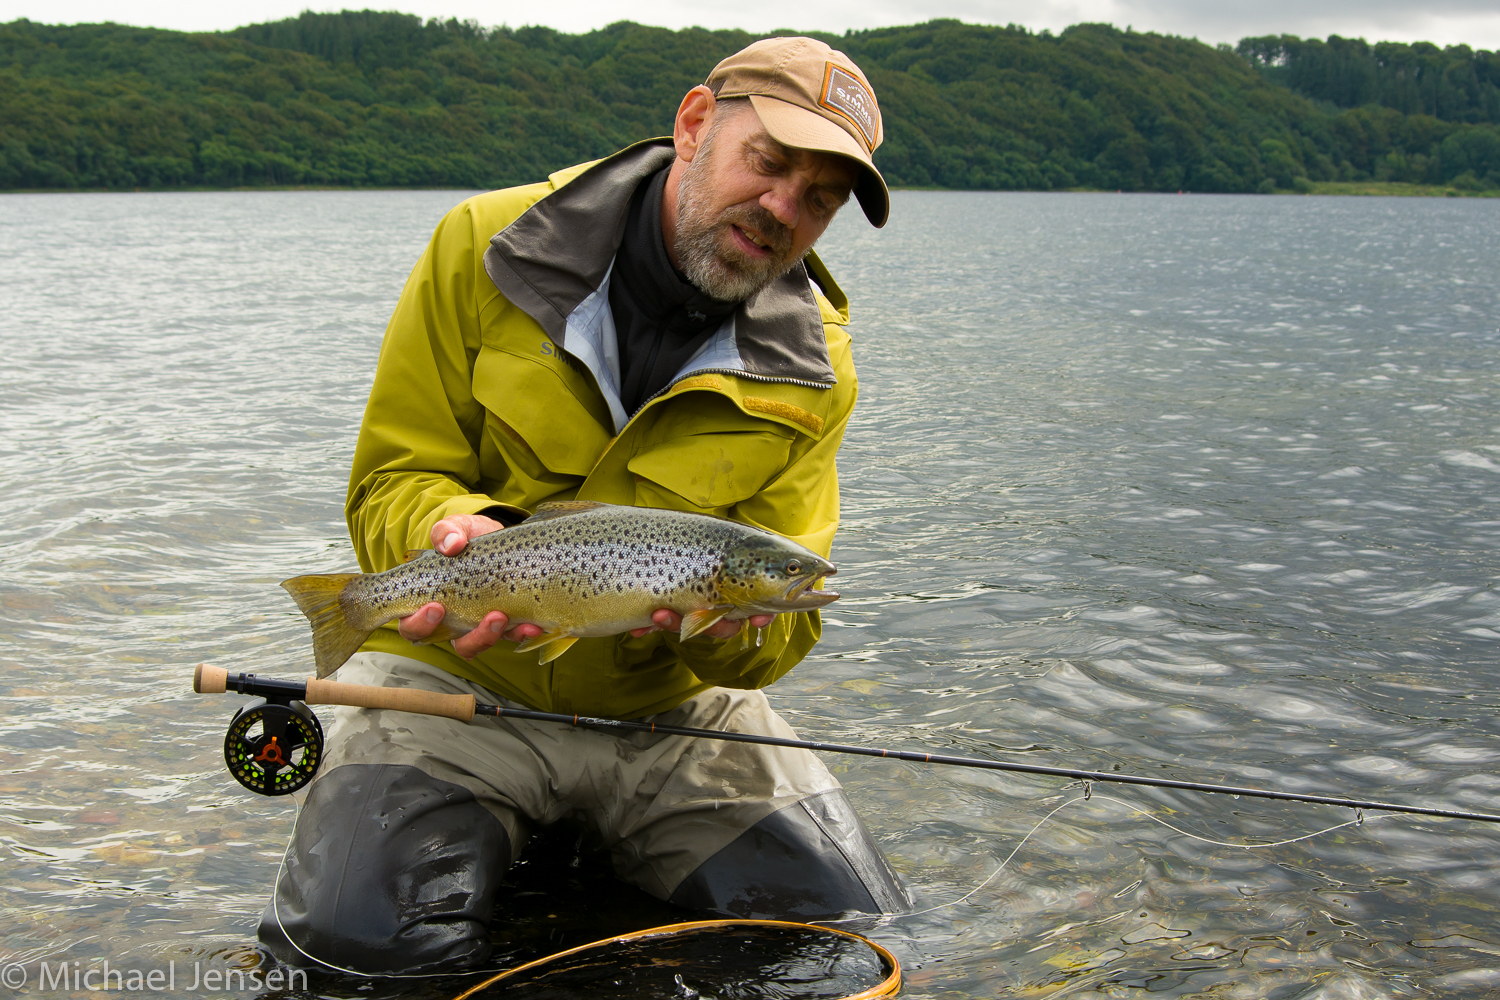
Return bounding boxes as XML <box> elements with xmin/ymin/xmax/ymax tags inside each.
<box><xmin>259</xmin><ymin>37</ymin><xmax>906</xmax><ymax>975</ymax></box>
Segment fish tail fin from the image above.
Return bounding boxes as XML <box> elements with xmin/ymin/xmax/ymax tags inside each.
<box><xmin>280</xmin><ymin>573</ymin><xmax>371</xmax><ymax>677</ymax></box>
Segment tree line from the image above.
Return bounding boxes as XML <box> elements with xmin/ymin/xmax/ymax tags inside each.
<box><xmin>2</xmin><ymin>11</ymin><xmax>1497</xmax><ymax>194</ymax></box>
<box><xmin>1237</xmin><ymin>34</ymin><xmax>1500</xmax><ymax>124</ymax></box>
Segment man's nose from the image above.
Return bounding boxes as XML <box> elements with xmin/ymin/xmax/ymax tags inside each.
<box><xmin>760</xmin><ymin>179</ymin><xmax>804</xmax><ymax>228</ymax></box>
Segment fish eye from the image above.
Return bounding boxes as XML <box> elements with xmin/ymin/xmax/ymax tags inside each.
<box><xmin>785</xmin><ymin>559</ymin><xmax>802</xmax><ymax>576</ymax></box>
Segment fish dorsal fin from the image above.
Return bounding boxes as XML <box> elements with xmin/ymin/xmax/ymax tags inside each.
<box><xmin>524</xmin><ymin>500</ymin><xmax>613</xmax><ymax>523</ymax></box>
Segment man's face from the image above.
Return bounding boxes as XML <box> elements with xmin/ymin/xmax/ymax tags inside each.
<box><xmin>674</xmin><ymin>103</ymin><xmax>858</xmax><ymax>302</ymax></box>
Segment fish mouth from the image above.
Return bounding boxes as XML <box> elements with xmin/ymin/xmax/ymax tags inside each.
<box><xmin>783</xmin><ymin>568</ymin><xmax>839</xmax><ymax>608</ymax></box>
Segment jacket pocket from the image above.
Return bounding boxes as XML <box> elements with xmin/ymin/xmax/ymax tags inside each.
<box><xmin>627</xmin><ymin>429</ymin><xmax>793</xmax><ymax>511</ymax></box>
<box><xmin>472</xmin><ymin>346</ymin><xmax>612</xmax><ymax>478</ymax></box>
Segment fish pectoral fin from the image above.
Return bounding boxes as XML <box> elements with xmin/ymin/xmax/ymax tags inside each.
<box><xmin>679</xmin><ymin>607</ymin><xmax>732</xmax><ymax>641</ymax></box>
<box><xmin>513</xmin><ymin>630</ymin><xmax>580</xmax><ymax>664</ymax></box>
<box><xmin>523</xmin><ymin>500</ymin><xmax>613</xmax><ymax>523</ymax></box>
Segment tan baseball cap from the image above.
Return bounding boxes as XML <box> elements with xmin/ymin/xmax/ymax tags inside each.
<box><xmin>706</xmin><ymin>37</ymin><xmax>890</xmax><ymax>228</ymax></box>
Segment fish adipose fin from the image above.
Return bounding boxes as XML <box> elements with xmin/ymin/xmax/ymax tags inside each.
<box><xmin>513</xmin><ymin>631</ymin><xmax>580</xmax><ymax>664</ymax></box>
<box><xmin>280</xmin><ymin>574</ymin><xmax>370</xmax><ymax>678</ymax></box>
<box><xmin>523</xmin><ymin>501</ymin><xmax>613</xmax><ymax>523</ymax></box>
<box><xmin>402</xmin><ymin>549</ymin><xmax>437</xmax><ymax>563</ymax></box>
<box><xmin>679</xmin><ymin>608</ymin><xmax>731</xmax><ymax>641</ymax></box>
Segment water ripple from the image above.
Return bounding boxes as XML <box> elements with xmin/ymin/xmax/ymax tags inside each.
<box><xmin>2</xmin><ymin>190</ymin><xmax>1498</xmax><ymax>996</ymax></box>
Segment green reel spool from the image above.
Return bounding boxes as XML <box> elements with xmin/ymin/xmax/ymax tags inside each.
<box><xmin>223</xmin><ymin>698</ymin><xmax>324</xmax><ymax>795</ymax></box>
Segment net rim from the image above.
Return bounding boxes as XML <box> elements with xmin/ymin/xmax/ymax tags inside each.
<box><xmin>450</xmin><ymin>917</ymin><xmax>901</xmax><ymax>1000</ymax></box>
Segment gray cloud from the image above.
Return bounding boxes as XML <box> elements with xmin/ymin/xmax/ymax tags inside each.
<box><xmin>4</xmin><ymin>0</ymin><xmax>1497</xmax><ymax>47</ymax></box>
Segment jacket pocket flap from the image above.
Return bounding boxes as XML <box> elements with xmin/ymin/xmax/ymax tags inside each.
<box><xmin>627</xmin><ymin>431</ymin><xmax>792</xmax><ymax>510</ymax></box>
<box><xmin>473</xmin><ymin>347</ymin><xmax>611</xmax><ymax>476</ymax></box>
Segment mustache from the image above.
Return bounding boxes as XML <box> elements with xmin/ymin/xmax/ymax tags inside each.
<box><xmin>724</xmin><ymin>204</ymin><xmax>793</xmax><ymax>258</ymax></box>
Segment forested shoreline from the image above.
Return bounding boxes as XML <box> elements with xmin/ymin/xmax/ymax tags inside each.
<box><xmin>2</xmin><ymin>11</ymin><xmax>1498</xmax><ymax>194</ymax></box>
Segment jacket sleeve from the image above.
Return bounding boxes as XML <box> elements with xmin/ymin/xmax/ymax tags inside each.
<box><xmin>345</xmin><ymin>201</ymin><xmax>500</xmax><ymax>573</ymax></box>
<box><xmin>659</xmin><ymin>336</ymin><xmax>859</xmax><ymax>690</ymax></box>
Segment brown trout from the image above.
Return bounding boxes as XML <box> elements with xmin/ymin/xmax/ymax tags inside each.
<box><xmin>281</xmin><ymin>501</ymin><xmax>838</xmax><ymax>677</ymax></box>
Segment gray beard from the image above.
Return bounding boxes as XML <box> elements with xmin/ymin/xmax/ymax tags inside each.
<box><xmin>673</xmin><ymin>141</ymin><xmax>802</xmax><ymax>302</ymax></box>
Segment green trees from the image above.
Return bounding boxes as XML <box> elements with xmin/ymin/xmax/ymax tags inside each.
<box><xmin>1237</xmin><ymin>33</ymin><xmax>1500</xmax><ymax>189</ymax></box>
<box><xmin>1</xmin><ymin>13</ymin><xmax>1496</xmax><ymax>192</ymax></box>
<box><xmin>834</xmin><ymin>21</ymin><xmax>1345</xmax><ymax>193</ymax></box>
<box><xmin>1237</xmin><ymin>34</ymin><xmax>1500</xmax><ymax>123</ymax></box>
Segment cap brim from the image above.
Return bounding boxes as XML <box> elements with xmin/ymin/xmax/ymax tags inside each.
<box><xmin>747</xmin><ymin>94</ymin><xmax>889</xmax><ymax>228</ymax></box>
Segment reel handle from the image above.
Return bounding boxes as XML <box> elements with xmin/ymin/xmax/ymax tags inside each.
<box><xmin>194</xmin><ymin>663</ymin><xmax>478</xmax><ymax>722</ymax></box>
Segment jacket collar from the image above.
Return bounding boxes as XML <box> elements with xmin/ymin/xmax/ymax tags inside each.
<box><xmin>482</xmin><ymin>139</ymin><xmax>837</xmax><ymax>394</ymax></box>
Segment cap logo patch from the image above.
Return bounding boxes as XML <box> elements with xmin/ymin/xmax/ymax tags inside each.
<box><xmin>819</xmin><ymin>64</ymin><xmax>878</xmax><ymax>151</ymax></box>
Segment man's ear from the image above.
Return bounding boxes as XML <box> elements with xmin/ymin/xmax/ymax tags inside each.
<box><xmin>673</xmin><ymin>86</ymin><xmax>717</xmax><ymax>163</ymax></box>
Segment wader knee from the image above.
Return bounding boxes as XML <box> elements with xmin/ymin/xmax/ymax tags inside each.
<box><xmin>257</xmin><ymin>763</ymin><xmax>511</xmax><ymax>975</ymax></box>
<box><xmin>668</xmin><ymin>789</ymin><xmax>908</xmax><ymax>921</ymax></box>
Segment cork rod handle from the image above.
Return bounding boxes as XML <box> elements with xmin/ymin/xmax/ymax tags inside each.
<box><xmin>191</xmin><ymin>662</ymin><xmax>477</xmax><ymax>723</ymax></box>
<box><xmin>194</xmin><ymin>663</ymin><xmax>228</xmax><ymax>694</ymax></box>
<box><xmin>303</xmin><ymin>677</ymin><xmax>477</xmax><ymax>723</ymax></box>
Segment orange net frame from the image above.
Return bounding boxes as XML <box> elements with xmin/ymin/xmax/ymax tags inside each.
<box><xmin>452</xmin><ymin>918</ymin><xmax>901</xmax><ymax>1000</ymax></box>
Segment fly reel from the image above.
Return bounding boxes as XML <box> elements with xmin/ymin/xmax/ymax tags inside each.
<box><xmin>223</xmin><ymin>697</ymin><xmax>324</xmax><ymax>796</ymax></box>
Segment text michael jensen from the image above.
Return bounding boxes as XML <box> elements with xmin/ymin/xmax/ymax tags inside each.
<box><xmin>32</xmin><ymin>960</ymin><xmax>307</xmax><ymax>992</ymax></box>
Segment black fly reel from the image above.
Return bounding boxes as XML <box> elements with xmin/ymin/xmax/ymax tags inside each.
<box><xmin>223</xmin><ymin>697</ymin><xmax>324</xmax><ymax>795</ymax></box>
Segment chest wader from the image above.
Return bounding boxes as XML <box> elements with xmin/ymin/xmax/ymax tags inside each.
<box><xmin>256</xmin><ymin>655</ymin><xmax>907</xmax><ymax>976</ymax></box>
<box><xmin>258</xmin><ymin>762</ymin><xmax>905</xmax><ymax>975</ymax></box>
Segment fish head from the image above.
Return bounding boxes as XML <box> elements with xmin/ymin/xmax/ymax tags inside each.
<box><xmin>717</xmin><ymin>535</ymin><xmax>838</xmax><ymax>614</ymax></box>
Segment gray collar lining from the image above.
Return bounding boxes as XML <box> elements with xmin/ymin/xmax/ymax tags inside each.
<box><xmin>482</xmin><ymin>140</ymin><xmax>837</xmax><ymax>412</ymax></box>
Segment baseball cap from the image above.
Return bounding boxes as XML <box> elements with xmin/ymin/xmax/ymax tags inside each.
<box><xmin>705</xmin><ymin>37</ymin><xmax>890</xmax><ymax>228</ymax></box>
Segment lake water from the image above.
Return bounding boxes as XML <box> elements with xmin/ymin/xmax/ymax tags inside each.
<box><xmin>1</xmin><ymin>188</ymin><xmax>1498</xmax><ymax>999</ymax></box>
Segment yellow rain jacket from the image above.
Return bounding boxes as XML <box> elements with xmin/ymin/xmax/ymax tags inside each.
<box><xmin>346</xmin><ymin>140</ymin><xmax>858</xmax><ymax>718</ymax></box>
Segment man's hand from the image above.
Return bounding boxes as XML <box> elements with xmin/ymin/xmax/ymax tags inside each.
<box><xmin>629</xmin><ymin>610</ymin><xmax>777</xmax><ymax>640</ymax></box>
<box><xmin>397</xmin><ymin>513</ymin><xmax>543</xmax><ymax>659</ymax></box>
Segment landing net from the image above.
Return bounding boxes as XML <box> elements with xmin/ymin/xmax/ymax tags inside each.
<box><xmin>450</xmin><ymin>919</ymin><xmax>900</xmax><ymax>1000</ymax></box>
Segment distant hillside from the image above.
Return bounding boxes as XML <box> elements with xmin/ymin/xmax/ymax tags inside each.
<box><xmin>1237</xmin><ymin>34</ymin><xmax>1500</xmax><ymax>123</ymax></box>
<box><xmin>1</xmin><ymin>11</ymin><xmax>1497</xmax><ymax>193</ymax></box>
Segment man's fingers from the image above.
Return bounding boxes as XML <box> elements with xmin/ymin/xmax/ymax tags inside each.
<box><xmin>452</xmin><ymin>611</ymin><xmax>508</xmax><ymax>659</ymax></box>
<box><xmin>397</xmin><ymin>603</ymin><xmax>447</xmax><ymax>641</ymax></box>
<box><xmin>630</xmin><ymin>609</ymin><xmax>678</xmax><ymax>638</ymax></box>
<box><xmin>632</xmin><ymin>610</ymin><xmax>782</xmax><ymax>640</ymax></box>
<box><xmin>398</xmin><ymin>607</ymin><xmax>541</xmax><ymax>658</ymax></box>
<box><xmin>505</xmin><ymin>622</ymin><xmax>543</xmax><ymax>642</ymax></box>
<box><xmin>703</xmin><ymin>613</ymin><xmax>775</xmax><ymax>639</ymax></box>
<box><xmin>628</xmin><ymin>610</ymin><xmax>780</xmax><ymax>641</ymax></box>
<box><xmin>429</xmin><ymin>513</ymin><xmax>506</xmax><ymax>556</ymax></box>
<box><xmin>704</xmin><ymin>617</ymin><xmax>744</xmax><ymax>639</ymax></box>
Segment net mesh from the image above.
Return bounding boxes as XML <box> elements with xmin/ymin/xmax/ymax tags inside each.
<box><xmin>453</xmin><ymin>921</ymin><xmax>899</xmax><ymax>1000</ymax></box>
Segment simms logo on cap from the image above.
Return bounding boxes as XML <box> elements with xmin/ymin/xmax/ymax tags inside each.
<box><xmin>818</xmin><ymin>64</ymin><xmax>879</xmax><ymax>150</ymax></box>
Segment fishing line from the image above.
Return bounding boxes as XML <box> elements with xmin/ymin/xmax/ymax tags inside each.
<box><xmin>880</xmin><ymin>794</ymin><xmax>1090</xmax><ymax>922</ymax></box>
<box><xmin>200</xmin><ymin>664</ymin><xmax>1488</xmax><ymax>978</ymax></box>
<box><xmin>192</xmin><ymin>663</ymin><xmax>1500</xmax><ymax>825</ymax></box>
<box><xmin>267</xmin><ymin>794</ymin><xmax>900</xmax><ymax>995</ymax></box>
<box><xmin>267</xmin><ymin>796</ymin><xmax>498</xmax><ymax>980</ymax></box>
<box><xmin>1088</xmin><ymin>793</ymin><xmax>1376</xmax><ymax>850</ymax></box>
<box><xmin>817</xmin><ymin>790</ymin><xmax>1382</xmax><ymax>927</ymax></box>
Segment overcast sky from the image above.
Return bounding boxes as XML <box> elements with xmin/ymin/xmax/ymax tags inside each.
<box><xmin>3</xmin><ymin>0</ymin><xmax>1498</xmax><ymax>49</ymax></box>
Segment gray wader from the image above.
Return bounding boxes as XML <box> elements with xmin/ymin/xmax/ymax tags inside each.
<box><xmin>257</xmin><ymin>652</ymin><xmax>907</xmax><ymax>975</ymax></box>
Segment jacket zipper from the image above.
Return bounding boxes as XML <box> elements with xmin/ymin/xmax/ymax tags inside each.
<box><xmin>629</xmin><ymin>367</ymin><xmax>834</xmax><ymax>421</ymax></box>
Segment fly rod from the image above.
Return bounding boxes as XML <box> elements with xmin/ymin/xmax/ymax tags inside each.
<box><xmin>193</xmin><ymin>663</ymin><xmax>1500</xmax><ymax>823</ymax></box>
